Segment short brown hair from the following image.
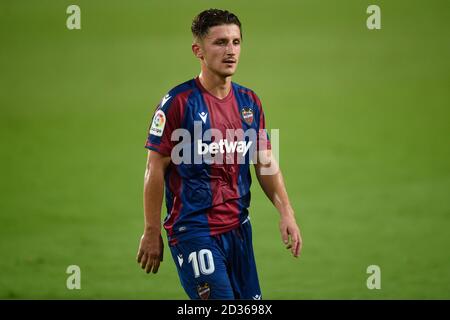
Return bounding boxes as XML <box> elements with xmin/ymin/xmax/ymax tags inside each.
<box><xmin>191</xmin><ymin>9</ymin><xmax>242</xmax><ymax>40</ymax></box>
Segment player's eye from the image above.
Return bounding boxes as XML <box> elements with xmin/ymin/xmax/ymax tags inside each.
<box><xmin>215</xmin><ymin>40</ymin><xmax>227</xmax><ymax>46</ymax></box>
<box><xmin>233</xmin><ymin>39</ymin><xmax>241</xmax><ymax>45</ymax></box>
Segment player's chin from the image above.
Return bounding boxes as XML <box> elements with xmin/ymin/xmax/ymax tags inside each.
<box><xmin>218</xmin><ymin>66</ymin><xmax>237</xmax><ymax>78</ymax></box>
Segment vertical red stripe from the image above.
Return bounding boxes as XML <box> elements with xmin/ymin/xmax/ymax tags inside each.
<box><xmin>201</xmin><ymin>89</ymin><xmax>241</xmax><ymax>235</ymax></box>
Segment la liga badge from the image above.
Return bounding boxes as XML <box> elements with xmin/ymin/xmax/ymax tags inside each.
<box><xmin>149</xmin><ymin>109</ymin><xmax>166</xmax><ymax>137</ymax></box>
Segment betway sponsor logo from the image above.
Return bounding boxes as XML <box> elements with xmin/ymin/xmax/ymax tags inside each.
<box><xmin>197</xmin><ymin>139</ymin><xmax>252</xmax><ymax>156</ymax></box>
<box><xmin>169</xmin><ymin>121</ymin><xmax>276</xmax><ymax>170</ymax></box>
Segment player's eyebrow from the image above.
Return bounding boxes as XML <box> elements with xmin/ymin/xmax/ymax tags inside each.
<box><xmin>213</xmin><ymin>37</ymin><xmax>241</xmax><ymax>43</ymax></box>
<box><xmin>213</xmin><ymin>37</ymin><xmax>229</xmax><ymax>42</ymax></box>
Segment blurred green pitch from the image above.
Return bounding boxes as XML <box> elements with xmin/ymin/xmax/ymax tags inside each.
<box><xmin>0</xmin><ymin>0</ymin><xmax>449</xmax><ymax>299</ymax></box>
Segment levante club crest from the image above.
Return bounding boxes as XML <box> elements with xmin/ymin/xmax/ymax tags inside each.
<box><xmin>197</xmin><ymin>283</ymin><xmax>211</xmax><ymax>300</ymax></box>
<box><xmin>241</xmin><ymin>107</ymin><xmax>254</xmax><ymax>125</ymax></box>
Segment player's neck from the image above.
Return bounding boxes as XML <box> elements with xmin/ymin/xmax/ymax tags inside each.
<box><xmin>198</xmin><ymin>71</ymin><xmax>232</xmax><ymax>100</ymax></box>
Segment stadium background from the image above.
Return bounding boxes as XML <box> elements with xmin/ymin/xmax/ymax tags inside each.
<box><xmin>0</xmin><ymin>0</ymin><xmax>449</xmax><ymax>299</ymax></box>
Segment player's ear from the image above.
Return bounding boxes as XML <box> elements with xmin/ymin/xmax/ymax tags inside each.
<box><xmin>192</xmin><ymin>41</ymin><xmax>204</xmax><ymax>60</ymax></box>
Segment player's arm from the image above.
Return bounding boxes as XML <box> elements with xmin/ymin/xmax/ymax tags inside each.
<box><xmin>254</xmin><ymin>149</ymin><xmax>303</xmax><ymax>258</ymax></box>
<box><xmin>137</xmin><ymin>150</ymin><xmax>171</xmax><ymax>273</ymax></box>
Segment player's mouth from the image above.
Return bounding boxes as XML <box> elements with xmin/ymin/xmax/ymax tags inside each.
<box><xmin>222</xmin><ymin>59</ymin><xmax>236</xmax><ymax>64</ymax></box>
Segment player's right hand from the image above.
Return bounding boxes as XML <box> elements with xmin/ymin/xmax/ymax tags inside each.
<box><xmin>137</xmin><ymin>232</ymin><xmax>164</xmax><ymax>274</ymax></box>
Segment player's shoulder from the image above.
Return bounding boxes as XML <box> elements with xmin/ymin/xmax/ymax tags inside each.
<box><xmin>232</xmin><ymin>81</ymin><xmax>263</xmax><ymax>107</ymax></box>
<box><xmin>166</xmin><ymin>78</ymin><xmax>198</xmax><ymax>99</ymax></box>
<box><xmin>157</xmin><ymin>78</ymin><xmax>198</xmax><ymax>111</ymax></box>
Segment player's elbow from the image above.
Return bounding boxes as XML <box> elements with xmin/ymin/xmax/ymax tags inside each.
<box><xmin>255</xmin><ymin>159</ymin><xmax>280</xmax><ymax>176</ymax></box>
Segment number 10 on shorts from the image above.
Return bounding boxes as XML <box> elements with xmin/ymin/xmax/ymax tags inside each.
<box><xmin>188</xmin><ymin>249</ymin><xmax>215</xmax><ymax>278</ymax></box>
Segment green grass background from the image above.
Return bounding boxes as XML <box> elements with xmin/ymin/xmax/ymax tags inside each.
<box><xmin>0</xmin><ymin>0</ymin><xmax>449</xmax><ymax>299</ymax></box>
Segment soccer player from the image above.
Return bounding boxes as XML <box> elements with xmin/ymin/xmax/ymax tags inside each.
<box><xmin>137</xmin><ymin>9</ymin><xmax>302</xmax><ymax>300</ymax></box>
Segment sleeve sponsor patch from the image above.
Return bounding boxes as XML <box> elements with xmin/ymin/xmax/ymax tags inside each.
<box><xmin>149</xmin><ymin>109</ymin><xmax>166</xmax><ymax>137</ymax></box>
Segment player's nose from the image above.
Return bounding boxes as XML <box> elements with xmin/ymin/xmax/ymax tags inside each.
<box><xmin>225</xmin><ymin>43</ymin><xmax>236</xmax><ymax>55</ymax></box>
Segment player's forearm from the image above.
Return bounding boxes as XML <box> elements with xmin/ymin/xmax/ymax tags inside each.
<box><xmin>257</xmin><ymin>170</ymin><xmax>294</xmax><ymax>217</ymax></box>
<box><xmin>255</xmin><ymin>154</ymin><xmax>295</xmax><ymax>218</ymax></box>
<box><xmin>143</xmin><ymin>163</ymin><xmax>165</xmax><ymax>234</ymax></box>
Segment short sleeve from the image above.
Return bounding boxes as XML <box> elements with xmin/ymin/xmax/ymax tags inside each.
<box><xmin>145</xmin><ymin>94</ymin><xmax>183</xmax><ymax>156</ymax></box>
<box><xmin>252</xmin><ymin>93</ymin><xmax>272</xmax><ymax>151</ymax></box>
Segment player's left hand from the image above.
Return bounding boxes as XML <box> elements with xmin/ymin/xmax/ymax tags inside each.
<box><xmin>279</xmin><ymin>214</ymin><xmax>302</xmax><ymax>258</ymax></box>
<box><xmin>137</xmin><ymin>232</ymin><xmax>164</xmax><ymax>274</ymax></box>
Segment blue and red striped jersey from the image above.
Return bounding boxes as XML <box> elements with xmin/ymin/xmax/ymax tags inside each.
<box><xmin>145</xmin><ymin>77</ymin><xmax>271</xmax><ymax>245</ymax></box>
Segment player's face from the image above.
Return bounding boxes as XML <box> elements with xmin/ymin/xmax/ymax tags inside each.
<box><xmin>198</xmin><ymin>24</ymin><xmax>241</xmax><ymax>78</ymax></box>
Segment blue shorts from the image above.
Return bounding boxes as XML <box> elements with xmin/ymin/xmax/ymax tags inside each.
<box><xmin>169</xmin><ymin>219</ymin><xmax>262</xmax><ymax>300</ymax></box>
